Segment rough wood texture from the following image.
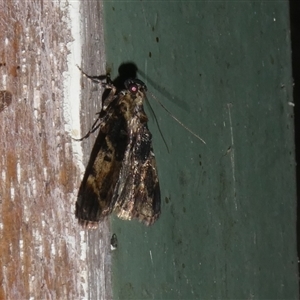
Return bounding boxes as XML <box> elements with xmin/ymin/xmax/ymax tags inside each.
<box><xmin>0</xmin><ymin>1</ymin><xmax>111</xmax><ymax>299</ymax></box>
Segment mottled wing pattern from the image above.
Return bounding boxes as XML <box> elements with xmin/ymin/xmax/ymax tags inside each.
<box><xmin>76</xmin><ymin>77</ymin><xmax>161</xmax><ymax>228</ymax></box>
<box><xmin>111</xmin><ymin>92</ymin><xmax>161</xmax><ymax>225</ymax></box>
<box><xmin>75</xmin><ymin>102</ymin><xmax>128</xmax><ymax>228</ymax></box>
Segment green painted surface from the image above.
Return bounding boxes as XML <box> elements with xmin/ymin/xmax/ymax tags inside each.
<box><xmin>103</xmin><ymin>1</ymin><xmax>298</xmax><ymax>299</ymax></box>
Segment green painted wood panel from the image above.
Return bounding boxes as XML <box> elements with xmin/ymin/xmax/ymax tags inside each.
<box><xmin>103</xmin><ymin>1</ymin><xmax>298</xmax><ymax>299</ymax></box>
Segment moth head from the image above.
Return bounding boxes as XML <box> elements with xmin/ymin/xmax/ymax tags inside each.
<box><xmin>124</xmin><ymin>79</ymin><xmax>147</xmax><ymax>95</ymax></box>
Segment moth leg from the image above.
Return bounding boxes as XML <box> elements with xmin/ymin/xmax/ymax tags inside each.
<box><xmin>102</xmin><ymin>84</ymin><xmax>118</xmax><ymax>110</ymax></box>
<box><xmin>76</xmin><ymin>65</ymin><xmax>107</xmax><ymax>84</ymax></box>
<box><xmin>73</xmin><ymin>121</ymin><xmax>101</xmax><ymax>141</ymax></box>
<box><xmin>77</xmin><ymin>65</ymin><xmax>117</xmax><ymax>111</ymax></box>
<box><xmin>73</xmin><ymin>113</ymin><xmax>106</xmax><ymax>141</ymax></box>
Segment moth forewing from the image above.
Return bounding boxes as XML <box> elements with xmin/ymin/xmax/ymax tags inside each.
<box><xmin>110</xmin><ymin>80</ymin><xmax>161</xmax><ymax>225</ymax></box>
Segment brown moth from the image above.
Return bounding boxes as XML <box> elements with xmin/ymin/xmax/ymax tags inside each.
<box><xmin>75</xmin><ymin>74</ymin><xmax>160</xmax><ymax>228</ymax></box>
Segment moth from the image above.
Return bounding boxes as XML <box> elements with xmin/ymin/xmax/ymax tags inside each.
<box><xmin>75</xmin><ymin>71</ymin><xmax>161</xmax><ymax>228</ymax></box>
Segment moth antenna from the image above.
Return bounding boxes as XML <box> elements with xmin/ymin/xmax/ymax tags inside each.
<box><xmin>145</xmin><ymin>97</ymin><xmax>170</xmax><ymax>153</ymax></box>
<box><xmin>148</xmin><ymin>91</ymin><xmax>206</xmax><ymax>145</ymax></box>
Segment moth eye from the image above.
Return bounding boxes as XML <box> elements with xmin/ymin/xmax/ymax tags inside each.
<box><xmin>128</xmin><ymin>83</ymin><xmax>138</xmax><ymax>94</ymax></box>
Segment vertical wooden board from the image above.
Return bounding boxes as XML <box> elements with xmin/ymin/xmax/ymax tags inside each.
<box><xmin>103</xmin><ymin>1</ymin><xmax>298</xmax><ymax>299</ymax></box>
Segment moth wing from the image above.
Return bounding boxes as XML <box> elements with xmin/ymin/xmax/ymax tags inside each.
<box><xmin>75</xmin><ymin>111</ymin><xmax>127</xmax><ymax>228</ymax></box>
<box><xmin>112</xmin><ymin>127</ymin><xmax>161</xmax><ymax>226</ymax></box>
